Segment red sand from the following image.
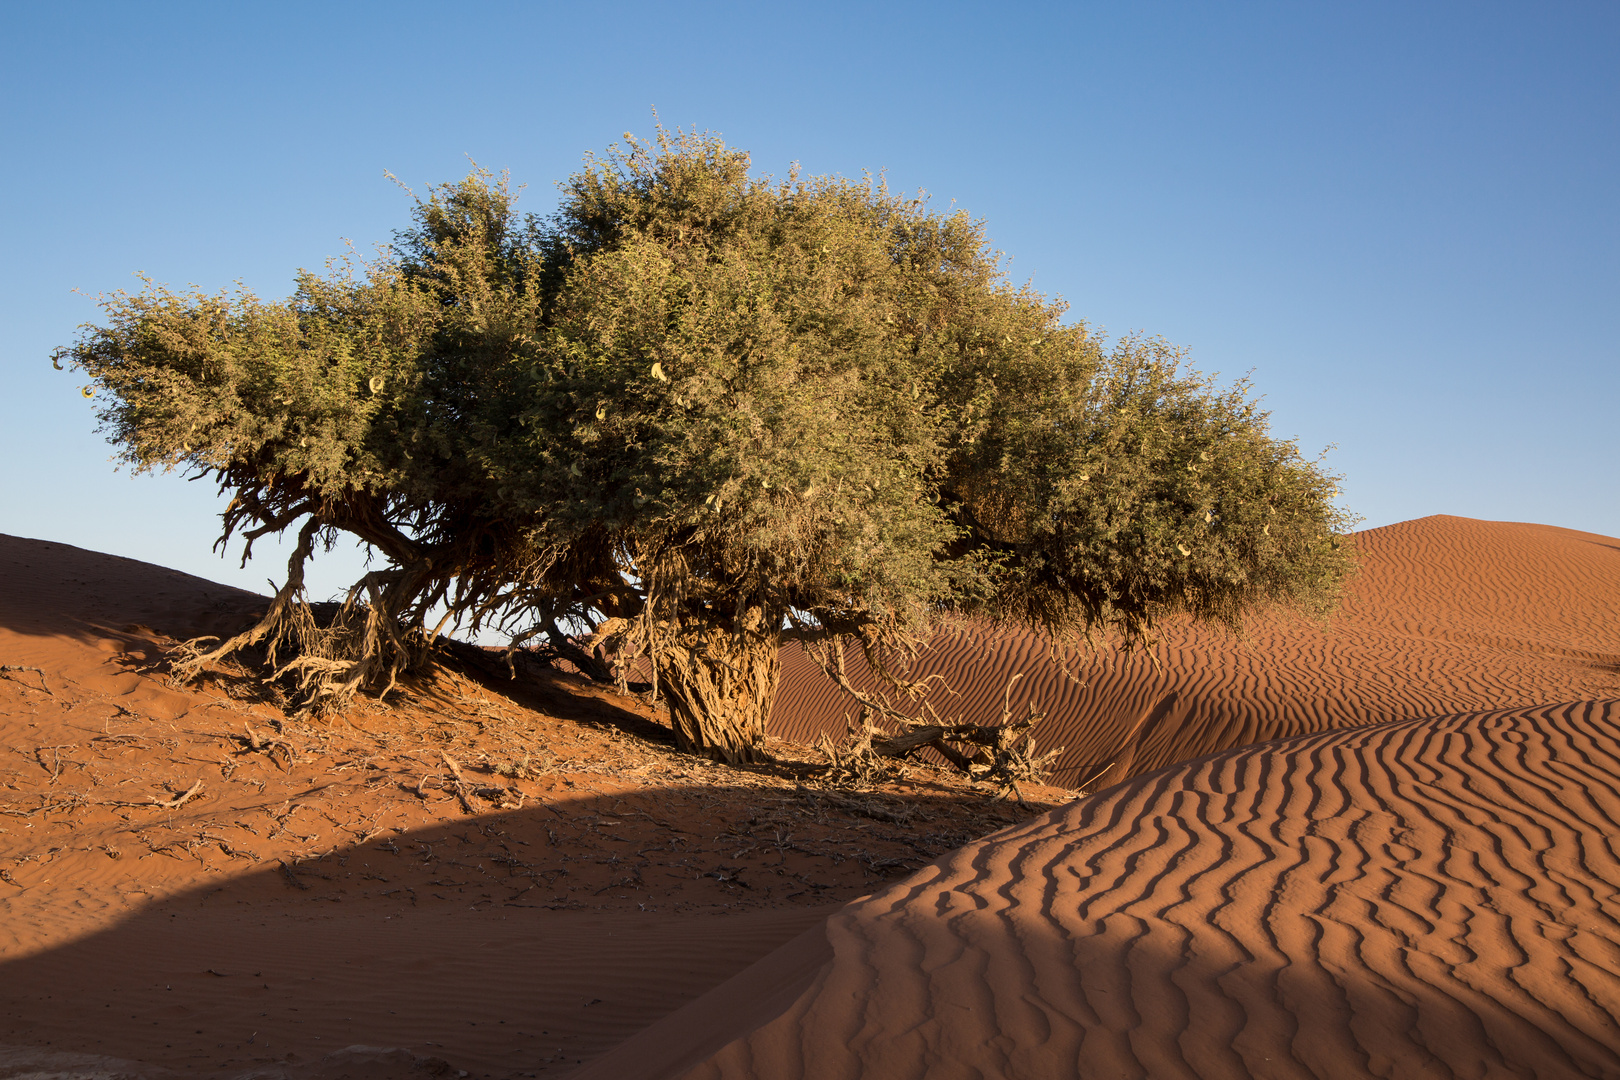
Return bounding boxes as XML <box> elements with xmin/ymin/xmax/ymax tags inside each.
<box><xmin>0</xmin><ymin>534</ymin><xmax>1051</xmax><ymax>1078</ymax></box>
<box><xmin>3</xmin><ymin>514</ymin><xmax>1618</xmax><ymax>1077</ymax></box>
<box><xmin>587</xmin><ymin>698</ymin><xmax>1620</xmax><ymax>1079</ymax></box>
<box><xmin>773</xmin><ymin>515</ymin><xmax>1620</xmax><ymax>788</ymax></box>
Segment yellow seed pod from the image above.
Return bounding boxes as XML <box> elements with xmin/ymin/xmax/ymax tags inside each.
<box><xmin>81</xmin><ymin>386</ymin><xmax>94</xmax><ymax>398</ymax></box>
<box><xmin>369</xmin><ymin>375</ymin><xmax>385</xmax><ymax>394</ymax></box>
<box><xmin>650</xmin><ymin>362</ymin><xmax>668</xmax><ymax>382</ymax></box>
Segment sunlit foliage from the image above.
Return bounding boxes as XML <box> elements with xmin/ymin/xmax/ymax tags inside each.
<box><xmin>64</xmin><ymin>127</ymin><xmax>1354</xmax><ymax>763</ymax></box>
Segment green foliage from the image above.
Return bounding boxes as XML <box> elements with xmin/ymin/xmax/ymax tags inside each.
<box><xmin>61</xmin><ymin>127</ymin><xmax>1355</xmax><ymax>760</ymax></box>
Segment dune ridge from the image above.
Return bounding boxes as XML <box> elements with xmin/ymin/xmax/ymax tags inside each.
<box><xmin>586</xmin><ymin>696</ymin><xmax>1620</xmax><ymax>1079</ymax></box>
<box><xmin>772</xmin><ymin>516</ymin><xmax>1620</xmax><ymax>786</ymax></box>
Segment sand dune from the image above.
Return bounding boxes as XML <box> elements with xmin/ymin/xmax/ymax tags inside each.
<box><xmin>5</xmin><ymin>516</ymin><xmax>1619</xmax><ymax>1078</ymax></box>
<box><xmin>772</xmin><ymin>516</ymin><xmax>1620</xmax><ymax>787</ymax></box>
<box><xmin>583</xmin><ymin>697</ymin><xmax>1620</xmax><ymax>1079</ymax></box>
<box><xmin>0</xmin><ymin>533</ymin><xmax>1051</xmax><ymax>1078</ymax></box>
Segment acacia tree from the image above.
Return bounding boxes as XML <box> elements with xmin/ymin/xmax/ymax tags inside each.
<box><xmin>64</xmin><ymin>128</ymin><xmax>1354</xmax><ymax>764</ymax></box>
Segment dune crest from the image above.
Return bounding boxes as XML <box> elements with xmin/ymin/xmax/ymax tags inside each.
<box><xmin>586</xmin><ymin>697</ymin><xmax>1620</xmax><ymax>1079</ymax></box>
<box><xmin>773</xmin><ymin>516</ymin><xmax>1620</xmax><ymax>785</ymax></box>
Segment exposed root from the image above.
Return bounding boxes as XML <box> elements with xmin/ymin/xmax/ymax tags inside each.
<box><xmin>166</xmin><ymin>520</ymin><xmax>438</xmax><ymax>715</ymax></box>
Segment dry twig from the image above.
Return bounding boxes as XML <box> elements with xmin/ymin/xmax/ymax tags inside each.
<box><xmin>0</xmin><ymin>665</ymin><xmax>51</xmax><ymax>695</ymax></box>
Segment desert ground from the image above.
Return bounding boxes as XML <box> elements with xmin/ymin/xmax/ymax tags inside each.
<box><xmin>2</xmin><ymin>515</ymin><xmax>1618</xmax><ymax>1078</ymax></box>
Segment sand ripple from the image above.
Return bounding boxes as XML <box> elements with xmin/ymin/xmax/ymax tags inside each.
<box><xmin>772</xmin><ymin>516</ymin><xmax>1620</xmax><ymax>786</ymax></box>
<box><xmin>588</xmin><ymin>698</ymin><xmax>1620</xmax><ymax>1078</ymax></box>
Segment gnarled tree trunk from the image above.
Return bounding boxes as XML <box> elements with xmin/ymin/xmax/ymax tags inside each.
<box><xmin>653</xmin><ymin>627</ymin><xmax>780</xmax><ymax>764</ymax></box>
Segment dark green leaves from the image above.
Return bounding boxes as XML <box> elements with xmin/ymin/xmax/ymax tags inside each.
<box><xmin>63</xmin><ymin>126</ymin><xmax>1354</xmax><ymax>701</ymax></box>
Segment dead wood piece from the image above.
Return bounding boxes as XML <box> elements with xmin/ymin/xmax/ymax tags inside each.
<box><xmin>473</xmin><ymin>784</ymin><xmax>525</xmax><ymax>810</ymax></box>
<box><xmin>493</xmin><ymin>753</ymin><xmax>544</xmax><ymax>781</ymax></box>
<box><xmin>0</xmin><ymin>798</ymin><xmax>57</xmax><ymax>819</ymax></box>
<box><xmin>236</xmin><ymin>722</ymin><xmax>295</xmax><ymax>768</ymax></box>
<box><xmin>34</xmin><ymin>744</ymin><xmax>76</xmax><ymax>784</ymax></box>
<box><xmin>151</xmin><ymin>779</ymin><xmax>205</xmax><ymax>810</ymax></box>
<box><xmin>0</xmin><ymin>665</ymin><xmax>51</xmax><ymax>695</ymax></box>
<box><xmin>814</xmin><ymin>679</ymin><xmax>1062</xmax><ymax>803</ymax></box>
<box><xmin>870</xmin><ymin>724</ymin><xmax>949</xmax><ymax>756</ymax></box>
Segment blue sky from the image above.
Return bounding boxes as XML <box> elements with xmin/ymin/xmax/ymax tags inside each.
<box><xmin>2</xmin><ymin>1</ymin><xmax>1615</xmax><ymax>601</ymax></box>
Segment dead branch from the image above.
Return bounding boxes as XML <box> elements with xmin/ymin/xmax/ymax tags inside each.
<box><xmin>813</xmin><ymin>674</ymin><xmax>1064</xmax><ymax>802</ymax></box>
<box><xmin>150</xmin><ymin>780</ymin><xmax>205</xmax><ymax>806</ymax></box>
<box><xmin>0</xmin><ymin>665</ymin><xmax>51</xmax><ymax>695</ymax></box>
<box><xmin>439</xmin><ymin>752</ymin><xmax>480</xmax><ymax>814</ymax></box>
<box><xmin>33</xmin><ymin>744</ymin><xmax>75</xmax><ymax>783</ymax></box>
<box><xmin>232</xmin><ymin>721</ymin><xmax>295</xmax><ymax>769</ymax></box>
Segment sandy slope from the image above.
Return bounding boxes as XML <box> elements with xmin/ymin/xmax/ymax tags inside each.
<box><xmin>0</xmin><ymin>534</ymin><xmax>1053</xmax><ymax>1079</ymax></box>
<box><xmin>772</xmin><ymin>516</ymin><xmax>1620</xmax><ymax>787</ymax></box>
<box><xmin>4</xmin><ymin>515</ymin><xmax>1618</xmax><ymax>1078</ymax></box>
<box><xmin>582</xmin><ymin>697</ymin><xmax>1620</xmax><ymax>1080</ymax></box>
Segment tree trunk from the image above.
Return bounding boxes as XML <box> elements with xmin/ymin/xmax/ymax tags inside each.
<box><xmin>654</xmin><ymin>630</ymin><xmax>780</xmax><ymax>764</ymax></box>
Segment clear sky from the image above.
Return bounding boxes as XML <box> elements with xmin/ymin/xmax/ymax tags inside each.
<box><xmin>3</xmin><ymin>1</ymin><xmax>1615</xmax><ymax>601</ymax></box>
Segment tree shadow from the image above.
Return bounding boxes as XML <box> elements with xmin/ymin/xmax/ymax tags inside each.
<box><xmin>0</xmin><ymin>775</ymin><xmax>1037</xmax><ymax>1080</ymax></box>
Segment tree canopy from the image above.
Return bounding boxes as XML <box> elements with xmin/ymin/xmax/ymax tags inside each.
<box><xmin>63</xmin><ymin>127</ymin><xmax>1355</xmax><ymax>765</ymax></box>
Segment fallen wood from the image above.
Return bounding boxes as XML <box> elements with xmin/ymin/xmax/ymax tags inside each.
<box><xmin>0</xmin><ymin>665</ymin><xmax>51</xmax><ymax>695</ymax></box>
<box><xmin>279</xmin><ymin>859</ymin><xmax>312</xmax><ymax>890</ymax></box>
<box><xmin>871</xmin><ymin>725</ymin><xmax>976</xmax><ymax>772</ymax></box>
<box><xmin>234</xmin><ymin>721</ymin><xmax>295</xmax><ymax>769</ymax></box>
<box><xmin>439</xmin><ymin>752</ymin><xmax>479</xmax><ymax>813</ymax></box>
<box><xmin>151</xmin><ymin>779</ymin><xmax>205</xmax><ymax>809</ymax></box>
<box><xmin>815</xmin><ymin>675</ymin><xmax>1063</xmax><ymax>802</ymax></box>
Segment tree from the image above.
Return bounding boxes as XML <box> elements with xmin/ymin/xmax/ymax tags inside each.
<box><xmin>63</xmin><ymin>127</ymin><xmax>1355</xmax><ymax>765</ymax></box>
